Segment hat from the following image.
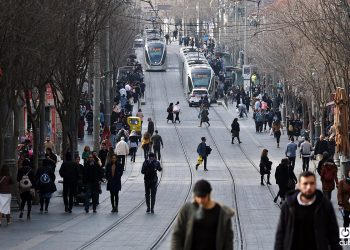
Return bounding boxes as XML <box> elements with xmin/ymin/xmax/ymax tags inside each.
<box><xmin>121</xmin><ymin>137</ymin><xmax>125</xmax><ymax>140</ymax></box>
<box><xmin>193</xmin><ymin>179</ymin><xmax>212</xmax><ymax>197</ymax></box>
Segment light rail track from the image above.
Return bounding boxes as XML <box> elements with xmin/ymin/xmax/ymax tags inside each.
<box><xmin>209</xmin><ymin>106</ymin><xmax>280</xmax><ymax>208</ymax></box>
<box><xmin>149</xmin><ymin>71</ymin><xmax>245</xmax><ymax>250</ymax></box>
<box><xmin>147</xmin><ymin>71</ymin><xmax>194</xmax><ymax>250</ymax></box>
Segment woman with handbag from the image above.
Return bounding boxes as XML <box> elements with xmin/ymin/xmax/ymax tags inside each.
<box><xmin>0</xmin><ymin>165</ymin><xmax>14</xmax><ymax>225</ymax></box>
<box><xmin>17</xmin><ymin>159</ymin><xmax>35</xmax><ymax>220</ymax></box>
<box><xmin>36</xmin><ymin>159</ymin><xmax>57</xmax><ymax>213</ymax></box>
<box><xmin>259</xmin><ymin>149</ymin><xmax>272</xmax><ymax>186</ymax></box>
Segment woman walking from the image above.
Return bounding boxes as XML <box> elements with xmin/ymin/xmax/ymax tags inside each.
<box><xmin>129</xmin><ymin>130</ymin><xmax>139</xmax><ymax>162</ymax></box>
<box><xmin>36</xmin><ymin>159</ymin><xmax>57</xmax><ymax>213</ymax></box>
<box><xmin>259</xmin><ymin>149</ymin><xmax>272</xmax><ymax>186</ymax></box>
<box><xmin>199</xmin><ymin>106</ymin><xmax>210</xmax><ymax>127</ymax></box>
<box><xmin>272</xmin><ymin>119</ymin><xmax>283</xmax><ymax>148</ymax></box>
<box><xmin>17</xmin><ymin>159</ymin><xmax>35</xmax><ymax>220</ymax></box>
<box><xmin>230</xmin><ymin>118</ymin><xmax>242</xmax><ymax>144</ymax></box>
<box><xmin>338</xmin><ymin>169</ymin><xmax>350</xmax><ymax>227</ymax></box>
<box><xmin>105</xmin><ymin>154</ymin><xmax>123</xmax><ymax>212</ymax></box>
<box><xmin>141</xmin><ymin>132</ymin><xmax>151</xmax><ymax>160</ymax></box>
<box><xmin>166</xmin><ymin>103</ymin><xmax>174</xmax><ymax>123</ymax></box>
<box><xmin>0</xmin><ymin>165</ymin><xmax>14</xmax><ymax>225</ymax></box>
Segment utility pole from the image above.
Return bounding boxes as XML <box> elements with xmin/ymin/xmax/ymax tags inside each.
<box><xmin>105</xmin><ymin>19</ymin><xmax>111</xmax><ymax>127</ymax></box>
<box><xmin>93</xmin><ymin>39</ymin><xmax>101</xmax><ymax>151</ymax></box>
<box><xmin>243</xmin><ymin>0</ymin><xmax>247</xmax><ymax>66</ymax></box>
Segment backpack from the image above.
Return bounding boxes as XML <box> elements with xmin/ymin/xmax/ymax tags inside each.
<box><xmin>19</xmin><ymin>169</ymin><xmax>32</xmax><ymax>191</ymax></box>
<box><xmin>323</xmin><ymin>165</ymin><xmax>335</xmax><ymax>182</ymax></box>
<box><xmin>206</xmin><ymin>146</ymin><xmax>212</xmax><ymax>155</ymax></box>
<box><xmin>288</xmin><ymin>124</ymin><xmax>293</xmax><ymax>132</ymax></box>
<box><xmin>38</xmin><ymin>172</ymin><xmax>51</xmax><ymax>187</ymax></box>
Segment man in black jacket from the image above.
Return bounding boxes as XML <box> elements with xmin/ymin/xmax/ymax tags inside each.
<box><xmin>147</xmin><ymin>118</ymin><xmax>154</xmax><ymax>136</ymax></box>
<box><xmin>83</xmin><ymin>154</ymin><xmax>103</xmax><ymax>213</ymax></box>
<box><xmin>59</xmin><ymin>152</ymin><xmax>79</xmax><ymax>213</ymax></box>
<box><xmin>274</xmin><ymin>171</ymin><xmax>341</xmax><ymax>250</ymax></box>
<box><xmin>314</xmin><ymin>135</ymin><xmax>330</xmax><ymax>157</ymax></box>
<box><xmin>141</xmin><ymin>153</ymin><xmax>162</xmax><ymax>214</ymax></box>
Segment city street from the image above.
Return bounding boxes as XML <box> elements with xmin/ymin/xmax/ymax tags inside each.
<box><xmin>0</xmin><ymin>44</ymin><xmax>345</xmax><ymax>250</ymax></box>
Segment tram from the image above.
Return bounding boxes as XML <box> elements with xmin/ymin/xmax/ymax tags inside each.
<box><xmin>179</xmin><ymin>47</ymin><xmax>216</xmax><ymax>106</ymax></box>
<box><xmin>144</xmin><ymin>37</ymin><xmax>167</xmax><ymax>71</ymax></box>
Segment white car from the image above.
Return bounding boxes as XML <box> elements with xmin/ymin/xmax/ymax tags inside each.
<box><xmin>188</xmin><ymin>88</ymin><xmax>210</xmax><ymax>107</ymax></box>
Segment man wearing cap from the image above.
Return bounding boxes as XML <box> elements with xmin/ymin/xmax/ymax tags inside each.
<box><xmin>171</xmin><ymin>179</ymin><xmax>234</xmax><ymax>250</ymax></box>
<box><xmin>141</xmin><ymin>153</ymin><xmax>162</xmax><ymax>213</ymax></box>
<box><xmin>115</xmin><ymin>137</ymin><xmax>129</xmax><ymax>171</ymax></box>
<box><xmin>151</xmin><ymin>130</ymin><xmax>164</xmax><ymax>160</ymax></box>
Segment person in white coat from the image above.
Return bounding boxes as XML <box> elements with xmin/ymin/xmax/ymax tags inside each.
<box><xmin>173</xmin><ymin>101</ymin><xmax>181</xmax><ymax>123</ymax></box>
<box><xmin>115</xmin><ymin>137</ymin><xmax>129</xmax><ymax>171</ymax></box>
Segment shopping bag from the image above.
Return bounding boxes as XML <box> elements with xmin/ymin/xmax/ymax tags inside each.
<box><xmin>197</xmin><ymin>155</ymin><xmax>203</xmax><ymax>165</ymax></box>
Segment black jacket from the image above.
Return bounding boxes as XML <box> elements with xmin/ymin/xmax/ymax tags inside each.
<box><xmin>275</xmin><ymin>163</ymin><xmax>297</xmax><ymax>186</ymax></box>
<box><xmin>231</xmin><ymin>121</ymin><xmax>240</xmax><ymax>132</ymax></box>
<box><xmin>275</xmin><ymin>190</ymin><xmax>341</xmax><ymax>250</ymax></box>
<box><xmin>36</xmin><ymin>165</ymin><xmax>56</xmax><ymax>193</ymax></box>
<box><xmin>141</xmin><ymin>159</ymin><xmax>162</xmax><ymax>182</ymax></box>
<box><xmin>83</xmin><ymin>160</ymin><xmax>103</xmax><ymax>186</ymax></box>
<box><xmin>59</xmin><ymin>161</ymin><xmax>79</xmax><ymax>184</ymax></box>
<box><xmin>259</xmin><ymin>155</ymin><xmax>272</xmax><ymax>175</ymax></box>
<box><xmin>314</xmin><ymin>140</ymin><xmax>329</xmax><ymax>155</ymax></box>
<box><xmin>147</xmin><ymin>121</ymin><xmax>154</xmax><ymax>135</ymax></box>
<box><xmin>105</xmin><ymin>163</ymin><xmax>123</xmax><ymax>193</ymax></box>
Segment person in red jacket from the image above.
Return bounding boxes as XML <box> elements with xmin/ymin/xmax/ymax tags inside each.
<box><xmin>320</xmin><ymin>160</ymin><xmax>338</xmax><ymax>200</ymax></box>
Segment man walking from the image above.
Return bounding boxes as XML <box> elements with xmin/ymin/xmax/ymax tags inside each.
<box><xmin>173</xmin><ymin>101</ymin><xmax>181</xmax><ymax>123</ymax></box>
<box><xmin>314</xmin><ymin>135</ymin><xmax>330</xmax><ymax>160</ymax></box>
<box><xmin>196</xmin><ymin>137</ymin><xmax>209</xmax><ymax>171</ymax></box>
<box><xmin>59</xmin><ymin>152</ymin><xmax>79</xmax><ymax>213</ymax></box>
<box><xmin>274</xmin><ymin>171</ymin><xmax>341</xmax><ymax>250</ymax></box>
<box><xmin>141</xmin><ymin>153</ymin><xmax>162</xmax><ymax>214</ymax></box>
<box><xmin>147</xmin><ymin>117</ymin><xmax>154</xmax><ymax>136</ymax></box>
<box><xmin>285</xmin><ymin>137</ymin><xmax>297</xmax><ymax>169</ymax></box>
<box><xmin>300</xmin><ymin>137</ymin><xmax>312</xmax><ymax>171</ymax></box>
<box><xmin>115</xmin><ymin>137</ymin><xmax>129</xmax><ymax>171</ymax></box>
<box><xmin>171</xmin><ymin>179</ymin><xmax>234</xmax><ymax>250</ymax></box>
<box><xmin>151</xmin><ymin>130</ymin><xmax>164</xmax><ymax>160</ymax></box>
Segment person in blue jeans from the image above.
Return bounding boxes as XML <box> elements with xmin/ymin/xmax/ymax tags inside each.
<box><xmin>285</xmin><ymin>137</ymin><xmax>298</xmax><ymax>169</ymax></box>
